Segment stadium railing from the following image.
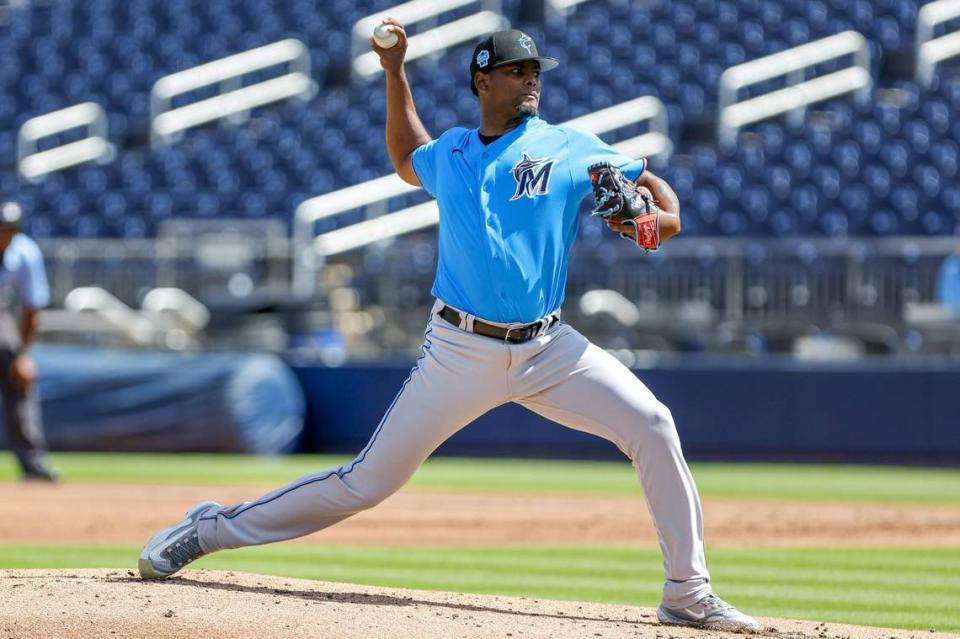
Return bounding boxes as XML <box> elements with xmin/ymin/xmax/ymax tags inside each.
<box><xmin>353</xmin><ymin>235</ymin><xmax>959</xmax><ymax>357</ymax></box>
<box><xmin>38</xmin><ymin>219</ymin><xmax>291</xmax><ymax>309</ymax></box>
<box><xmin>150</xmin><ymin>39</ymin><xmax>317</xmax><ymax>147</ymax></box>
<box><xmin>18</xmin><ymin>102</ymin><xmax>115</xmax><ymax>183</ymax></box>
<box><xmin>717</xmin><ymin>31</ymin><xmax>871</xmax><ymax>147</ymax></box>
<box><xmin>916</xmin><ymin>0</ymin><xmax>960</xmax><ymax>88</ymax></box>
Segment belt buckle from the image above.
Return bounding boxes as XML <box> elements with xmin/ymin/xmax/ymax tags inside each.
<box><xmin>504</xmin><ymin>321</ymin><xmax>538</xmax><ymax>344</ymax></box>
<box><xmin>503</xmin><ymin>325</ymin><xmax>522</xmax><ymax>343</ymax></box>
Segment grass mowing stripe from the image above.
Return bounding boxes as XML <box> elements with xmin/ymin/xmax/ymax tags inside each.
<box><xmin>719</xmin><ymin>570</ymin><xmax>960</xmax><ymax>596</ymax></box>
<box><xmin>1</xmin><ymin>545</ymin><xmax>957</xmax><ymax>631</ymax></box>
<box><xmin>4</xmin><ymin>454</ymin><xmax>959</xmax><ymax>504</ymax></box>
<box><xmin>710</xmin><ymin>548</ymin><xmax>960</xmax><ymax>575</ymax></box>
<box><xmin>728</xmin><ymin>583</ymin><xmax>960</xmax><ymax>611</ymax></box>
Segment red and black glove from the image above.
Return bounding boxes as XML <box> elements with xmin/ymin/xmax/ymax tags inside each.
<box><xmin>588</xmin><ymin>162</ymin><xmax>660</xmax><ymax>251</ymax></box>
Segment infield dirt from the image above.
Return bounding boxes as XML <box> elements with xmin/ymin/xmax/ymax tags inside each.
<box><xmin>3</xmin><ymin>569</ymin><xmax>959</xmax><ymax>639</ymax></box>
<box><xmin>5</xmin><ymin>482</ymin><xmax>960</xmax><ymax>638</ymax></box>
<box><xmin>4</xmin><ymin>481</ymin><xmax>960</xmax><ymax>547</ymax></box>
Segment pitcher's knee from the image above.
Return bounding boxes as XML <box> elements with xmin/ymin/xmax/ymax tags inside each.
<box><xmin>652</xmin><ymin>402</ymin><xmax>678</xmax><ymax>434</ymax></box>
<box><xmin>343</xmin><ymin>484</ymin><xmax>394</xmax><ymax>511</ymax></box>
<box><xmin>624</xmin><ymin>402</ymin><xmax>681</xmax><ymax>454</ymax></box>
<box><xmin>339</xmin><ymin>472</ymin><xmax>404</xmax><ymax>511</ymax></box>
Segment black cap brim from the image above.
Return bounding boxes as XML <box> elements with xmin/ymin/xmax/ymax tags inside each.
<box><xmin>492</xmin><ymin>56</ymin><xmax>559</xmax><ymax>72</ymax></box>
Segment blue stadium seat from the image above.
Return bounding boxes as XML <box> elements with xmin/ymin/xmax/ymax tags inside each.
<box><xmin>863</xmin><ymin>164</ymin><xmax>891</xmax><ymax>198</ymax></box>
<box><xmin>912</xmin><ymin>163</ymin><xmax>941</xmax><ymax>199</ymax></box>
<box><xmin>820</xmin><ymin>210</ymin><xmax>849</xmax><ymax>237</ymax></box>
<box><xmin>764</xmin><ymin>165</ymin><xmax>792</xmax><ymax>201</ymax></box>
<box><xmin>870</xmin><ymin>209</ymin><xmax>899</xmax><ymax>236</ymax></box>
<box><xmin>880</xmin><ymin>139</ymin><xmax>910</xmax><ymax>178</ymax></box>
<box><xmin>742</xmin><ymin>186</ymin><xmax>770</xmax><ymax>223</ymax></box>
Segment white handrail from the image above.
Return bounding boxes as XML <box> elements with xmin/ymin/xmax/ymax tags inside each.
<box><xmin>916</xmin><ymin>0</ymin><xmax>960</xmax><ymax>88</ymax></box>
<box><xmin>292</xmin><ymin>97</ymin><xmax>670</xmax><ymax>295</ymax></box>
<box><xmin>152</xmin><ymin>75</ymin><xmax>314</xmax><ymax>138</ymax></box>
<box><xmin>353</xmin><ymin>11</ymin><xmax>509</xmax><ymax>80</ymax></box>
<box><xmin>141</xmin><ymin>288</ymin><xmax>211</xmax><ymax>332</ymax></box>
<box><xmin>723</xmin><ymin>67</ymin><xmax>871</xmax><ymax>129</ymax></box>
<box><xmin>544</xmin><ymin>0</ymin><xmax>593</xmax><ymax>24</ymax></box>
<box><xmin>564</xmin><ymin>96</ymin><xmax>672</xmax><ymax>160</ymax></box>
<box><xmin>314</xmin><ymin>201</ymin><xmax>440</xmax><ymax>257</ymax></box>
<box><xmin>717</xmin><ymin>31</ymin><xmax>871</xmax><ymax>146</ymax></box>
<box><xmin>18</xmin><ymin>102</ymin><xmax>114</xmax><ymax>183</ymax></box>
<box><xmin>64</xmin><ymin>287</ymin><xmax>159</xmax><ymax>345</ymax></box>
<box><xmin>351</xmin><ymin>0</ymin><xmax>502</xmax><ymax>64</ymax></box>
<box><xmin>150</xmin><ymin>39</ymin><xmax>316</xmax><ymax>146</ymax></box>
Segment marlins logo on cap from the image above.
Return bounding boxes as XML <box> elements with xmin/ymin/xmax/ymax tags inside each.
<box><xmin>469</xmin><ymin>30</ymin><xmax>559</xmax><ymax>95</ymax></box>
<box><xmin>516</xmin><ymin>34</ymin><xmax>534</xmax><ymax>54</ymax></box>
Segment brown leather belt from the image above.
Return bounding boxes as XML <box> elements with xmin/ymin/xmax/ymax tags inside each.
<box><xmin>439</xmin><ymin>306</ymin><xmax>556</xmax><ymax>344</ymax></box>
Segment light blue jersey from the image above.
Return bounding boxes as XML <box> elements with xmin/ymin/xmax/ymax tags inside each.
<box><xmin>0</xmin><ymin>234</ymin><xmax>49</xmax><ymax>309</ymax></box>
<box><xmin>412</xmin><ymin>115</ymin><xmax>645</xmax><ymax>323</ymax></box>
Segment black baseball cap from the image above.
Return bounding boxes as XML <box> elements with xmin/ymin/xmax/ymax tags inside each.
<box><xmin>0</xmin><ymin>201</ymin><xmax>22</xmax><ymax>229</ymax></box>
<box><xmin>470</xmin><ymin>30</ymin><xmax>559</xmax><ymax>95</ymax></box>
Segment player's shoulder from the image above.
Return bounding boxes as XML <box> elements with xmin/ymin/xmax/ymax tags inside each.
<box><xmin>552</xmin><ymin>122</ymin><xmax>605</xmax><ymax>146</ymax></box>
<box><xmin>533</xmin><ymin>119</ymin><xmax>608</xmax><ymax>154</ymax></box>
<box><xmin>432</xmin><ymin>127</ymin><xmax>472</xmax><ymax>148</ymax></box>
<box><xmin>517</xmin><ymin>118</ymin><xmax>586</xmax><ymax>149</ymax></box>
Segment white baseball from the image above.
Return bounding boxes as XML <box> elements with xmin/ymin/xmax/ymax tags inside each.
<box><xmin>373</xmin><ymin>24</ymin><xmax>399</xmax><ymax>48</ymax></box>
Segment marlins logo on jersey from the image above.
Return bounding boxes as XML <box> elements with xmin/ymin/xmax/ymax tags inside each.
<box><xmin>510</xmin><ymin>152</ymin><xmax>555</xmax><ymax>201</ymax></box>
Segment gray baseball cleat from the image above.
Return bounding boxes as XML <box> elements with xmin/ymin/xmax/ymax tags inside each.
<box><xmin>657</xmin><ymin>593</ymin><xmax>760</xmax><ymax>632</ymax></box>
<box><xmin>138</xmin><ymin>501</ymin><xmax>220</xmax><ymax>580</ymax></box>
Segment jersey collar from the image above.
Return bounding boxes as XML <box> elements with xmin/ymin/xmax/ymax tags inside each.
<box><xmin>457</xmin><ymin>115</ymin><xmax>544</xmax><ymax>155</ymax></box>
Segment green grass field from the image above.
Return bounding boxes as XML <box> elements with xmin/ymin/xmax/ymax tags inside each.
<box><xmin>3</xmin><ymin>453</ymin><xmax>959</xmax><ymax>632</ymax></box>
<box><xmin>4</xmin><ymin>452</ymin><xmax>959</xmax><ymax>503</ymax></box>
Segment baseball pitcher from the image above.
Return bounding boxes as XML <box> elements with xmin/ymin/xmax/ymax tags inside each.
<box><xmin>139</xmin><ymin>25</ymin><xmax>758</xmax><ymax>632</ymax></box>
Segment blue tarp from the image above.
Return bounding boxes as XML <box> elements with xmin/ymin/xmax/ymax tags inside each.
<box><xmin>0</xmin><ymin>345</ymin><xmax>305</xmax><ymax>454</ymax></box>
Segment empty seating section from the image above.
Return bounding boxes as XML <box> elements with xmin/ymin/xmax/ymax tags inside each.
<box><xmin>0</xmin><ymin>0</ymin><xmax>955</xmax><ymax>239</ymax></box>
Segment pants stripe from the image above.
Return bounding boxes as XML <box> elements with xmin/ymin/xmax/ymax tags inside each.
<box><xmin>202</xmin><ymin>324</ymin><xmax>435</xmax><ymax>522</ymax></box>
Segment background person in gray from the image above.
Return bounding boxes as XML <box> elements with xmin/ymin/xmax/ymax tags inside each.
<box><xmin>0</xmin><ymin>201</ymin><xmax>56</xmax><ymax>481</ymax></box>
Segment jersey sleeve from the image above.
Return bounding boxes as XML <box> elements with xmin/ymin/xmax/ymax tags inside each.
<box><xmin>16</xmin><ymin>236</ymin><xmax>50</xmax><ymax>309</ymax></box>
<box><xmin>411</xmin><ymin>137</ymin><xmax>441</xmax><ymax>197</ymax></box>
<box><xmin>564</xmin><ymin>127</ymin><xmax>647</xmax><ymax>199</ymax></box>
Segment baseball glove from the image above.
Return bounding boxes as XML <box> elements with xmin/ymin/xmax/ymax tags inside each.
<box><xmin>588</xmin><ymin>162</ymin><xmax>660</xmax><ymax>250</ymax></box>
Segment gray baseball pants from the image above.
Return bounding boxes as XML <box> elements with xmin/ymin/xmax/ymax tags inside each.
<box><xmin>198</xmin><ymin>300</ymin><xmax>712</xmax><ymax>608</ymax></box>
<box><xmin>0</xmin><ymin>347</ymin><xmax>48</xmax><ymax>473</ymax></box>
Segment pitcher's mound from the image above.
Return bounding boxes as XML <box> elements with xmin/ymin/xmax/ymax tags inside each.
<box><xmin>1</xmin><ymin>569</ymin><xmax>956</xmax><ymax>639</ymax></box>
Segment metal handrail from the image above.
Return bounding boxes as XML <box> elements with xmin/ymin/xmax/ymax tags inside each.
<box><xmin>63</xmin><ymin>286</ymin><xmax>159</xmax><ymax>345</ymax></box>
<box><xmin>916</xmin><ymin>0</ymin><xmax>960</xmax><ymax>88</ymax></box>
<box><xmin>543</xmin><ymin>0</ymin><xmax>593</xmax><ymax>24</ymax></box>
<box><xmin>564</xmin><ymin>96</ymin><xmax>672</xmax><ymax>160</ymax></box>
<box><xmin>313</xmin><ymin>201</ymin><xmax>440</xmax><ymax>257</ymax></box>
<box><xmin>717</xmin><ymin>31</ymin><xmax>871</xmax><ymax>146</ymax></box>
<box><xmin>150</xmin><ymin>39</ymin><xmax>316</xmax><ymax>146</ymax></box>
<box><xmin>18</xmin><ymin>102</ymin><xmax>114</xmax><ymax>183</ymax></box>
